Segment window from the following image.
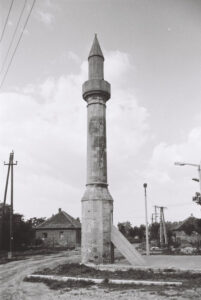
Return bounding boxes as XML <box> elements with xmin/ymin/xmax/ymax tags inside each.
<box><xmin>42</xmin><ymin>232</ymin><xmax>47</xmax><ymax>239</ymax></box>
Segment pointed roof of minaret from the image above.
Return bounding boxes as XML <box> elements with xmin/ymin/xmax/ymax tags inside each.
<box><xmin>88</xmin><ymin>34</ymin><xmax>104</xmax><ymax>60</ymax></box>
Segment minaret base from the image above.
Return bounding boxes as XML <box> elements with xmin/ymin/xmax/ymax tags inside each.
<box><xmin>81</xmin><ymin>185</ymin><xmax>113</xmax><ymax>264</ymax></box>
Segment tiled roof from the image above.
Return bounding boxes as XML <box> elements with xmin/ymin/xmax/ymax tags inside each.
<box><xmin>174</xmin><ymin>216</ymin><xmax>201</xmax><ymax>233</ymax></box>
<box><xmin>36</xmin><ymin>210</ymin><xmax>81</xmax><ymax>230</ymax></box>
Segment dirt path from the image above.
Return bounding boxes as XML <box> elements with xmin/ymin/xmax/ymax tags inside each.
<box><xmin>1</xmin><ymin>252</ymin><xmax>201</xmax><ymax>300</ymax></box>
<box><xmin>0</xmin><ymin>250</ymin><xmax>80</xmax><ymax>300</ymax></box>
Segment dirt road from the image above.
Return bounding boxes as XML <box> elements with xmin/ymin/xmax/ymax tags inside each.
<box><xmin>1</xmin><ymin>252</ymin><xmax>201</xmax><ymax>300</ymax></box>
<box><xmin>0</xmin><ymin>250</ymin><xmax>80</xmax><ymax>300</ymax></box>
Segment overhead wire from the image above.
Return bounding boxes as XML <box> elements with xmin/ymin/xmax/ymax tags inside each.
<box><xmin>0</xmin><ymin>0</ymin><xmax>36</xmax><ymax>89</ymax></box>
<box><xmin>0</xmin><ymin>0</ymin><xmax>28</xmax><ymax>75</ymax></box>
<box><xmin>0</xmin><ymin>0</ymin><xmax>15</xmax><ymax>43</ymax></box>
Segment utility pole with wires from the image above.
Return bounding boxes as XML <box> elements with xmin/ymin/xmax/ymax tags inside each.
<box><xmin>152</xmin><ymin>205</ymin><xmax>158</xmax><ymax>223</ymax></box>
<box><xmin>155</xmin><ymin>206</ymin><xmax>167</xmax><ymax>247</ymax></box>
<box><xmin>3</xmin><ymin>151</ymin><xmax>18</xmax><ymax>258</ymax></box>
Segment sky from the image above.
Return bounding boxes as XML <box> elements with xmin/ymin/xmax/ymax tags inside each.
<box><xmin>0</xmin><ymin>0</ymin><xmax>201</xmax><ymax>226</ymax></box>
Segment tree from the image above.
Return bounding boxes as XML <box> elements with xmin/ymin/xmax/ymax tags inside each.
<box><xmin>1</xmin><ymin>213</ymin><xmax>45</xmax><ymax>250</ymax></box>
<box><xmin>138</xmin><ymin>225</ymin><xmax>146</xmax><ymax>240</ymax></box>
<box><xmin>117</xmin><ymin>222</ymin><xmax>132</xmax><ymax>238</ymax></box>
<box><xmin>149</xmin><ymin>223</ymin><xmax>160</xmax><ymax>241</ymax></box>
<box><xmin>28</xmin><ymin>217</ymin><xmax>46</xmax><ymax>228</ymax></box>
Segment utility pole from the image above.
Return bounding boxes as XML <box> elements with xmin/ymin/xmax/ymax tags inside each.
<box><xmin>156</xmin><ymin>206</ymin><xmax>167</xmax><ymax>247</ymax></box>
<box><xmin>159</xmin><ymin>207</ymin><xmax>163</xmax><ymax>246</ymax></box>
<box><xmin>143</xmin><ymin>183</ymin><xmax>149</xmax><ymax>255</ymax></box>
<box><xmin>151</xmin><ymin>213</ymin><xmax>154</xmax><ymax>224</ymax></box>
<box><xmin>162</xmin><ymin>208</ymin><xmax>168</xmax><ymax>245</ymax></box>
<box><xmin>0</xmin><ymin>155</ymin><xmax>11</xmax><ymax>250</ymax></box>
<box><xmin>154</xmin><ymin>205</ymin><xmax>158</xmax><ymax>223</ymax></box>
<box><xmin>4</xmin><ymin>151</ymin><xmax>17</xmax><ymax>259</ymax></box>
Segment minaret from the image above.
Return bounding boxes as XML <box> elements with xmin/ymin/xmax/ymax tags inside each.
<box><xmin>81</xmin><ymin>35</ymin><xmax>113</xmax><ymax>264</ymax></box>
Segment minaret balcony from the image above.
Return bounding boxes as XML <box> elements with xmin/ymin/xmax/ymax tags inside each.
<box><xmin>82</xmin><ymin>79</ymin><xmax>111</xmax><ymax>101</ymax></box>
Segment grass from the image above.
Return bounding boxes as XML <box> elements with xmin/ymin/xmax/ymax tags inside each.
<box><xmin>25</xmin><ymin>275</ymin><xmax>193</xmax><ymax>297</ymax></box>
<box><xmin>25</xmin><ymin>277</ymin><xmax>95</xmax><ymax>290</ymax></box>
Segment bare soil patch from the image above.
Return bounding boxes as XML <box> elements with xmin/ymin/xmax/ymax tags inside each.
<box><xmin>24</xmin><ymin>262</ymin><xmax>201</xmax><ymax>298</ymax></box>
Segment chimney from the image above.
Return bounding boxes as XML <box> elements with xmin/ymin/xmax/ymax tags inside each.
<box><xmin>58</xmin><ymin>208</ymin><xmax>62</xmax><ymax>213</ymax></box>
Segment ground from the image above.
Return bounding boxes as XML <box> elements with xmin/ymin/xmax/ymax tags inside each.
<box><xmin>1</xmin><ymin>250</ymin><xmax>201</xmax><ymax>299</ymax></box>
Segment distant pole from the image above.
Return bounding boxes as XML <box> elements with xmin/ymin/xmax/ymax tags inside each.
<box><xmin>4</xmin><ymin>151</ymin><xmax>17</xmax><ymax>259</ymax></box>
<box><xmin>0</xmin><ymin>158</ymin><xmax>11</xmax><ymax>250</ymax></box>
<box><xmin>162</xmin><ymin>208</ymin><xmax>168</xmax><ymax>245</ymax></box>
<box><xmin>159</xmin><ymin>207</ymin><xmax>163</xmax><ymax>246</ymax></box>
<box><xmin>154</xmin><ymin>205</ymin><xmax>157</xmax><ymax>223</ymax></box>
<box><xmin>143</xmin><ymin>183</ymin><xmax>149</xmax><ymax>256</ymax></box>
<box><xmin>156</xmin><ymin>206</ymin><xmax>167</xmax><ymax>247</ymax></box>
<box><xmin>10</xmin><ymin>152</ymin><xmax>14</xmax><ymax>258</ymax></box>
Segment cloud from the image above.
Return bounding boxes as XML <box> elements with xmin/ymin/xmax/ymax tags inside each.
<box><xmin>149</xmin><ymin>127</ymin><xmax>201</xmax><ymax>175</ymax></box>
<box><xmin>142</xmin><ymin>126</ymin><xmax>201</xmax><ymax>188</ymax></box>
<box><xmin>105</xmin><ymin>50</ymin><xmax>135</xmax><ymax>88</ymax></box>
<box><xmin>140</xmin><ymin>126</ymin><xmax>201</xmax><ymax>222</ymax></box>
<box><xmin>67</xmin><ymin>51</ymin><xmax>81</xmax><ymax>64</ymax></box>
<box><xmin>0</xmin><ymin>51</ymin><xmax>149</xmax><ymax>222</ymax></box>
<box><xmin>37</xmin><ymin>11</ymin><xmax>54</xmax><ymax>26</ymax></box>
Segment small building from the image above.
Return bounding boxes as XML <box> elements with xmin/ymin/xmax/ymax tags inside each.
<box><xmin>35</xmin><ymin>208</ymin><xmax>81</xmax><ymax>248</ymax></box>
<box><xmin>173</xmin><ymin>215</ymin><xmax>201</xmax><ymax>247</ymax></box>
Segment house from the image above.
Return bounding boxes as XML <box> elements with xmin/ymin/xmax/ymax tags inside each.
<box><xmin>35</xmin><ymin>208</ymin><xmax>81</xmax><ymax>248</ymax></box>
<box><xmin>173</xmin><ymin>215</ymin><xmax>201</xmax><ymax>247</ymax></box>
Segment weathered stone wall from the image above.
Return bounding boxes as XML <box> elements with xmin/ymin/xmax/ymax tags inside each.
<box><xmin>87</xmin><ymin>97</ymin><xmax>107</xmax><ymax>184</ymax></box>
<box><xmin>36</xmin><ymin>229</ymin><xmax>81</xmax><ymax>247</ymax></box>
<box><xmin>82</xmin><ymin>194</ymin><xmax>113</xmax><ymax>264</ymax></box>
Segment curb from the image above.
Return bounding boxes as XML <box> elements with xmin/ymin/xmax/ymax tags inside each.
<box><xmin>26</xmin><ymin>274</ymin><xmax>182</xmax><ymax>286</ymax></box>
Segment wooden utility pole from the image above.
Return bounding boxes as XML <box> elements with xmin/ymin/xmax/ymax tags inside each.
<box><xmin>156</xmin><ymin>206</ymin><xmax>167</xmax><ymax>247</ymax></box>
<box><xmin>0</xmin><ymin>156</ymin><xmax>11</xmax><ymax>250</ymax></box>
<box><xmin>4</xmin><ymin>151</ymin><xmax>17</xmax><ymax>258</ymax></box>
<box><xmin>162</xmin><ymin>209</ymin><xmax>168</xmax><ymax>245</ymax></box>
<box><xmin>159</xmin><ymin>207</ymin><xmax>163</xmax><ymax>245</ymax></box>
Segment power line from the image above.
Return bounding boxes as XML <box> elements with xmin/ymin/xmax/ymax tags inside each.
<box><xmin>0</xmin><ymin>0</ymin><xmax>36</xmax><ymax>89</ymax></box>
<box><xmin>0</xmin><ymin>0</ymin><xmax>28</xmax><ymax>75</ymax></box>
<box><xmin>0</xmin><ymin>0</ymin><xmax>15</xmax><ymax>43</ymax></box>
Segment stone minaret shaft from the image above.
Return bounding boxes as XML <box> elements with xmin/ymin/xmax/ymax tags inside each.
<box><xmin>81</xmin><ymin>35</ymin><xmax>113</xmax><ymax>264</ymax></box>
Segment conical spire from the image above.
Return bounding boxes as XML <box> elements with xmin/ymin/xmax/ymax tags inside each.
<box><xmin>88</xmin><ymin>34</ymin><xmax>104</xmax><ymax>60</ymax></box>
